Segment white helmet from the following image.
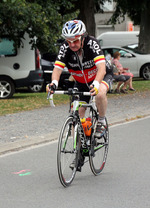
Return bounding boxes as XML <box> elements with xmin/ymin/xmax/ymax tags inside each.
<box><xmin>62</xmin><ymin>20</ymin><xmax>86</xmax><ymax>39</ymax></box>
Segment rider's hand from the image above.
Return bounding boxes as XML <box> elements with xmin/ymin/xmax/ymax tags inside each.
<box><xmin>90</xmin><ymin>80</ymin><xmax>100</xmax><ymax>96</ymax></box>
<box><xmin>46</xmin><ymin>83</ymin><xmax>57</xmax><ymax>94</ymax></box>
<box><xmin>46</xmin><ymin>80</ymin><xmax>58</xmax><ymax>94</ymax></box>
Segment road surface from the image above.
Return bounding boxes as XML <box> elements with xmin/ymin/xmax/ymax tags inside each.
<box><xmin>0</xmin><ymin>116</ymin><xmax>150</xmax><ymax>208</ymax></box>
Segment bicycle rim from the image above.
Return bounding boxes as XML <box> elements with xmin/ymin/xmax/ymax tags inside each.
<box><xmin>57</xmin><ymin>116</ymin><xmax>78</xmax><ymax>187</ymax></box>
<box><xmin>89</xmin><ymin>118</ymin><xmax>109</xmax><ymax>176</ymax></box>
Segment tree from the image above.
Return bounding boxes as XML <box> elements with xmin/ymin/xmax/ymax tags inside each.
<box><xmin>110</xmin><ymin>0</ymin><xmax>150</xmax><ymax>53</ymax></box>
<box><xmin>0</xmin><ymin>0</ymin><xmax>77</xmax><ymax>53</ymax></box>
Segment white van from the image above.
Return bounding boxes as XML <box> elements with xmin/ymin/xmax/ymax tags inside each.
<box><xmin>97</xmin><ymin>31</ymin><xmax>139</xmax><ymax>47</ymax></box>
<box><xmin>0</xmin><ymin>34</ymin><xmax>43</xmax><ymax>99</ymax></box>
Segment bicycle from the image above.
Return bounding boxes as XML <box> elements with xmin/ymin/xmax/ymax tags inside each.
<box><xmin>47</xmin><ymin>88</ymin><xmax>109</xmax><ymax>187</ymax></box>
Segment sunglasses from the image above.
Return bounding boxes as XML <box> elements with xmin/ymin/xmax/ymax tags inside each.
<box><xmin>66</xmin><ymin>36</ymin><xmax>81</xmax><ymax>44</ymax></box>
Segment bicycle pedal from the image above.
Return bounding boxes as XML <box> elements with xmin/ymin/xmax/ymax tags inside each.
<box><xmin>76</xmin><ymin>166</ymin><xmax>82</xmax><ymax>172</ymax></box>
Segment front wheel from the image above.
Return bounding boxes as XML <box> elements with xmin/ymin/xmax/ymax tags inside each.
<box><xmin>89</xmin><ymin>118</ymin><xmax>109</xmax><ymax>176</ymax></box>
<box><xmin>57</xmin><ymin>116</ymin><xmax>79</xmax><ymax>187</ymax></box>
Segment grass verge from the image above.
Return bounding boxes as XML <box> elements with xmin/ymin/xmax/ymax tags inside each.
<box><xmin>0</xmin><ymin>79</ymin><xmax>150</xmax><ymax>116</ymax></box>
<box><xmin>0</xmin><ymin>92</ymin><xmax>69</xmax><ymax>116</ymax></box>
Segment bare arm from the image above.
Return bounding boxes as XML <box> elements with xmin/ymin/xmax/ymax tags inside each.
<box><xmin>47</xmin><ymin>67</ymin><xmax>62</xmax><ymax>93</ymax></box>
<box><xmin>94</xmin><ymin>62</ymin><xmax>106</xmax><ymax>83</ymax></box>
<box><xmin>52</xmin><ymin>67</ymin><xmax>63</xmax><ymax>82</ymax></box>
<box><xmin>90</xmin><ymin>62</ymin><xmax>106</xmax><ymax>95</ymax></box>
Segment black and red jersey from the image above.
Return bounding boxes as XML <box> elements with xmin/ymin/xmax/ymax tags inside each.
<box><xmin>54</xmin><ymin>35</ymin><xmax>106</xmax><ymax>84</ymax></box>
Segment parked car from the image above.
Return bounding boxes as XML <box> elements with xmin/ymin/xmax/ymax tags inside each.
<box><xmin>102</xmin><ymin>45</ymin><xmax>150</xmax><ymax>80</ymax></box>
<box><xmin>29</xmin><ymin>52</ymin><xmax>74</xmax><ymax>92</ymax></box>
<box><xmin>0</xmin><ymin>34</ymin><xmax>44</xmax><ymax>99</ymax></box>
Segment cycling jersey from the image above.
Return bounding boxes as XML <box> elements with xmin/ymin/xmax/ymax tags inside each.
<box><xmin>54</xmin><ymin>35</ymin><xmax>108</xmax><ymax>85</ymax></box>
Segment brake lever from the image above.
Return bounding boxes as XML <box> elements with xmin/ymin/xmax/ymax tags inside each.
<box><xmin>47</xmin><ymin>92</ymin><xmax>55</xmax><ymax>107</ymax></box>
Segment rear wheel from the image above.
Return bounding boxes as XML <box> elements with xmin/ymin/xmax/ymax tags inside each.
<box><xmin>0</xmin><ymin>77</ymin><xmax>15</xmax><ymax>99</ymax></box>
<box><xmin>57</xmin><ymin>116</ymin><xmax>79</xmax><ymax>187</ymax></box>
<box><xmin>89</xmin><ymin>118</ymin><xmax>109</xmax><ymax>176</ymax></box>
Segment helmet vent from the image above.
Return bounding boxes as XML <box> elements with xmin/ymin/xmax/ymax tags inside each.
<box><xmin>65</xmin><ymin>28</ymin><xmax>68</xmax><ymax>34</ymax></box>
<box><xmin>73</xmin><ymin>28</ymin><xmax>79</xmax><ymax>34</ymax></box>
<box><xmin>79</xmin><ymin>24</ymin><xmax>83</xmax><ymax>32</ymax></box>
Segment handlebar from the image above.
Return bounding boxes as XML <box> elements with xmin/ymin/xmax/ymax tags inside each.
<box><xmin>47</xmin><ymin>88</ymin><xmax>92</xmax><ymax>107</ymax></box>
<box><xmin>47</xmin><ymin>90</ymin><xmax>91</xmax><ymax>96</ymax></box>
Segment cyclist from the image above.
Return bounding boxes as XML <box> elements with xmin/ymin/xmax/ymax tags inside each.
<box><xmin>47</xmin><ymin>20</ymin><xmax>113</xmax><ymax>138</ymax></box>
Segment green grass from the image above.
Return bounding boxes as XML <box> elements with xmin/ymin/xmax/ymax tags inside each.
<box><xmin>0</xmin><ymin>79</ymin><xmax>150</xmax><ymax>116</ymax></box>
<box><xmin>0</xmin><ymin>92</ymin><xmax>69</xmax><ymax>116</ymax></box>
<box><xmin>132</xmin><ymin>79</ymin><xmax>150</xmax><ymax>91</ymax></box>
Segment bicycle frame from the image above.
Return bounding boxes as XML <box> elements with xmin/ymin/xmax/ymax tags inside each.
<box><xmin>67</xmin><ymin>94</ymin><xmax>99</xmax><ymax>156</ymax></box>
<box><xmin>72</xmin><ymin>99</ymin><xmax>108</xmax><ymax>157</ymax></box>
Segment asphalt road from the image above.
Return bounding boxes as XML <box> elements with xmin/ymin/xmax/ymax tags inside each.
<box><xmin>0</xmin><ymin>116</ymin><xmax>150</xmax><ymax>208</ymax></box>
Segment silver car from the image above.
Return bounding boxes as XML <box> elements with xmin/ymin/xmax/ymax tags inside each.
<box><xmin>102</xmin><ymin>45</ymin><xmax>150</xmax><ymax>80</ymax></box>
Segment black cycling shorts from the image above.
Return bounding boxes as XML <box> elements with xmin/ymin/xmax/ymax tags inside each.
<box><xmin>73</xmin><ymin>74</ymin><xmax>113</xmax><ymax>103</ymax></box>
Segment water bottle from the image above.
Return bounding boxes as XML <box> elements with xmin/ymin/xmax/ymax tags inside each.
<box><xmin>85</xmin><ymin>117</ymin><xmax>92</xmax><ymax>136</ymax></box>
<box><xmin>80</xmin><ymin>117</ymin><xmax>92</xmax><ymax>136</ymax></box>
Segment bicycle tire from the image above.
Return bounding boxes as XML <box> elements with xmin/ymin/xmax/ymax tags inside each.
<box><xmin>57</xmin><ymin>116</ymin><xmax>79</xmax><ymax>187</ymax></box>
<box><xmin>89</xmin><ymin>118</ymin><xmax>109</xmax><ymax>176</ymax></box>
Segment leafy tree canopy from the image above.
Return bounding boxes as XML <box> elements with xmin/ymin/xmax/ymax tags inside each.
<box><xmin>0</xmin><ymin>0</ymin><xmax>78</xmax><ymax>53</ymax></box>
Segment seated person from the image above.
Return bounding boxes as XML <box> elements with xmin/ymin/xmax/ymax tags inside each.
<box><xmin>113</xmin><ymin>65</ymin><xmax>131</xmax><ymax>94</ymax></box>
<box><xmin>105</xmin><ymin>53</ymin><xmax>131</xmax><ymax>94</ymax></box>
<box><xmin>112</xmin><ymin>51</ymin><xmax>135</xmax><ymax>91</ymax></box>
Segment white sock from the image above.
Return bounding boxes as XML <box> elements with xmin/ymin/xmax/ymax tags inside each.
<box><xmin>98</xmin><ymin>116</ymin><xmax>106</xmax><ymax>125</ymax></box>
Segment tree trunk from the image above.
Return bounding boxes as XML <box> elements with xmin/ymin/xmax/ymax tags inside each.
<box><xmin>139</xmin><ymin>1</ymin><xmax>150</xmax><ymax>53</ymax></box>
<box><xmin>78</xmin><ymin>0</ymin><xmax>96</xmax><ymax>36</ymax></box>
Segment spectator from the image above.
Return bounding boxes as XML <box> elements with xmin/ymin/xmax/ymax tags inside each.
<box><xmin>112</xmin><ymin>51</ymin><xmax>135</xmax><ymax>91</ymax></box>
<box><xmin>113</xmin><ymin>64</ymin><xmax>131</xmax><ymax>94</ymax></box>
<box><xmin>105</xmin><ymin>53</ymin><xmax>130</xmax><ymax>94</ymax></box>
